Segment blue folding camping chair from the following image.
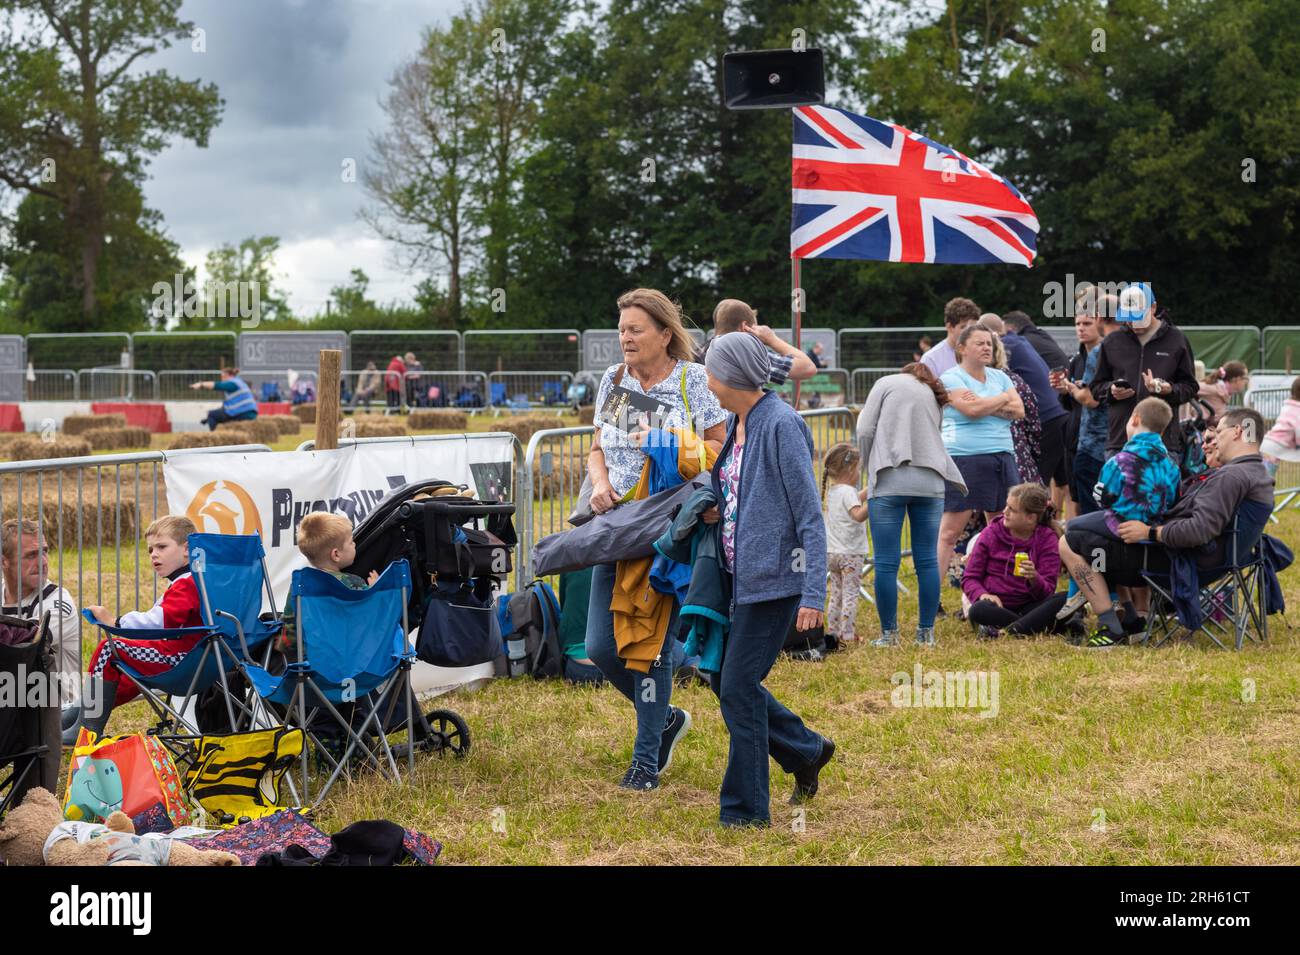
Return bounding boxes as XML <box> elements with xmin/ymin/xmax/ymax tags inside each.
<box><xmin>1135</xmin><ymin>502</ymin><xmax>1272</xmax><ymax>650</ymax></box>
<box><xmin>83</xmin><ymin>533</ymin><xmax>282</xmax><ymax>753</ymax></box>
<box><xmin>238</xmin><ymin>560</ymin><xmax>425</xmax><ymax>807</ymax></box>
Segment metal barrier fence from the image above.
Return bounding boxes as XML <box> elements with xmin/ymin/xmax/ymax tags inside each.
<box><xmin>349</xmin><ymin>330</ymin><xmax>462</xmax><ymax>373</ymax></box>
<box><xmin>77</xmin><ymin>369</ymin><xmax>158</xmax><ymax>402</ymax></box>
<box><xmin>519</xmin><ymin>425</ymin><xmax>595</xmax><ymax>582</ymax></box>
<box><xmin>838</xmin><ymin>327</ymin><xmax>940</xmax><ymax>371</ymax></box>
<box><xmin>4</xmin><ymin>369</ymin><xmax>80</xmax><ymax>401</ymax></box>
<box><xmin>773</xmin><ymin>368</ymin><xmax>851</xmax><ymax>408</ymax></box>
<box><xmin>26</xmin><ymin>333</ymin><xmax>131</xmax><ymax>374</ymax></box>
<box><xmin>399</xmin><ymin>370</ymin><xmax>488</xmax><ymax>412</ymax></box>
<box><xmin>464</xmin><ymin>329</ymin><xmax>582</xmax><ymax>374</ymax></box>
<box><xmin>239</xmin><ymin>369</ymin><xmax>317</xmax><ymax>402</ymax></box>
<box><xmin>8</xmin><ymin>325</ymin><xmax>1293</xmax><ymax>402</ymax></box>
<box><xmin>158</xmin><ymin>370</ymin><xmax>223</xmax><ymax>401</ymax></box>
<box><xmin>0</xmin><ymin>444</ymin><xmax>274</xmax><ymax>668</ymax></box>
<box><xmin>1248</xmin><ymin>388</ymin><xmax>1290</xmax><ymax>423</ymax></box>
<box><xmin>132</xmin><ymin>331</ymin><xmax>237</xmax><ymax>374</ymax></box>
<box><xmin>488</xmin><ymin>371</ymin><xmax>573</xmax><ymax>411</ymax></box>
<box><xmin>850</xmin><ymin>367</ymin><xmax>901</xmax><ymax>405</ymax></box>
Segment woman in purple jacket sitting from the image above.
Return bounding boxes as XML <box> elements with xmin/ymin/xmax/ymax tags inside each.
<box><xmin>963</xmin><ymin>483</ymin><xmax>1070</xmax><ymax>638</ymax></box>
<box><xmin>699</xmin><ymin>332</ymin><xmax>834</xmax><ymax>829</ymax></box>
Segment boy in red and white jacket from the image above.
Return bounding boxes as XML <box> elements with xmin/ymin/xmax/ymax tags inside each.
<box><xmin>71</xmin><ymin>516</ymin><xmax>204</xmax><ymax>740</ymax></box>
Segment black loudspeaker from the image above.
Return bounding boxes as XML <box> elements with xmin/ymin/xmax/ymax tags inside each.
<box><xmin>723</xmin><ymin>48</ymin><xmax>825</xmax><ymax>110</ymax></box>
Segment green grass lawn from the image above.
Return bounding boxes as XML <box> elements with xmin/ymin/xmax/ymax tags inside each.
<box><xmin>34</xmin><ymin>421</ymin><xmax>1300</xmax><ymax>864</ymax></box>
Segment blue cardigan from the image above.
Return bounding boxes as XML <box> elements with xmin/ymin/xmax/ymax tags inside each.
<box><xmin>711</xmin><ymin>391</ymin><xmax>827</xmax><ymax>610</ymax></box>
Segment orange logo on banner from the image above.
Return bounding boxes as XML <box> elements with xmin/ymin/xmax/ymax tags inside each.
<box><xmin>185</xmin><ymin>480</ymin><xmax>263</xmax><ymax>537</ymax></box>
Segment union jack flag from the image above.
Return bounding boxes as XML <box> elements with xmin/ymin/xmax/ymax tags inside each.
<box><xmin>791</xmin><ymin>105</ymin><xmax>1039</xmax><ymax>266</ymax></box>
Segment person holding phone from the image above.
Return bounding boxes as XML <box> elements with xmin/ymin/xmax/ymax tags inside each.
<box><xmin>699</xmin><ymin>332</ymin><xmax>834</xmax><ymax>828</ymax></box>
<box><xmin>1090</xmin><ymin>284</ymin><xmax>1197</xmax><ymax>459</ymax></box>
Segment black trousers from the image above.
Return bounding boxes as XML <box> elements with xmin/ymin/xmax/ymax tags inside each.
<box><xmin>968</xmin><ymin>592</ymin><xmax>1070</xmax><ymax>635</ymax></box>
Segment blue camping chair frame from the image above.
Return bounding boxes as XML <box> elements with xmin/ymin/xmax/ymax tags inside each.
<box><xmin>1134</xmin><ymin>508</ymin><xmax>1270</xmax><ymax>650</ymax></box>
<box><xmin>238</xmin><ymin>560</ymin><xmax>426</xmax><ymax>808</ymax></box>
<box><xmin>84</xmin><ymin>533</ymin><xmax>281</xmax><ymax>751</ymax></box>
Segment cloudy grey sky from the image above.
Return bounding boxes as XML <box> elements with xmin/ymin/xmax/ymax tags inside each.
<box><xmin>143</xmin><ymin>0</ymin><xmax>462</xmax><ymax>314</ymax></box>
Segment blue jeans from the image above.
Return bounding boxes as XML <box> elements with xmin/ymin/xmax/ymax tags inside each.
<box><xmin>585</xmin><ymin>563</ymin><xmax>676</xmax><ymax>773</ymax></box>
<box><xmin>868</xmin><ymin>495</ymin><xmax>943</xmax><ymax>631</ymax></box>
<box><xmin>709</xmin><ymin>595</ymin><xmax>823</xmax><ymax>826</ymax></box>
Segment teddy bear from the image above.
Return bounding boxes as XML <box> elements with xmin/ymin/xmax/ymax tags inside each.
<box><xmin>0</xmin><ymin>788</ymin><xmax>240</xmax><ymax>866</ymax></box>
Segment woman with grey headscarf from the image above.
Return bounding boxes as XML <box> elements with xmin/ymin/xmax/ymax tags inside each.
<box><xmin>699</xmin><ymin>333</ymin><xmax>834</xmax><ymax>828</ymax></box>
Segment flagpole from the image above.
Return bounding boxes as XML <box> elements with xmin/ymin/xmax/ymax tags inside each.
<box><xmin>791</xmin><ymin>255</ymin><xmax>802</xmax><ymax>409</ymax></box>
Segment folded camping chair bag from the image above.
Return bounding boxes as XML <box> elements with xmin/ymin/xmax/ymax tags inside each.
<box><xmin>417</xmin><ymin>580</ymin><xmax>503</xmax><ymax>668</ymax></box>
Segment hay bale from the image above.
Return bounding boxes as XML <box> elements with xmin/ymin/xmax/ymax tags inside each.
<box><xmin>501</xmin><ymin>416</ymin><xmax>565</xmax><ymax>445</ymax></box>
<box><xmin>577</xmin><ymin>405</ymin><xmax>595</xmax><ymax>426</ymax></box>
<box><xmin>62</xmin><ymin>414</ymin><xmax>126</xmax><ymax>436</ymax></box>
<box><xmin>216</xmin><ymin>418</ymin><xmax>282</xmax><ymax>445</ymax></box>
<box><xmin>268</xmin><ymin>415</ymin><xmax>301</xmax><ymax>436</ymax></box>
<box><xmin>0</xmin><ymin>496</ymin><xmax>139</xmax><ymax>548</ymax></box>
<box><xmin>293</xmin><ymin>403</ymin><xmax>317</xmax><ymax>424</ymax></box>
<box><xmin>408</xmin><ymin>409</ymin><xmax>468</xmax><ymax>431</ymax></box>
<box><xmin>81</xmin><ymin>427</ymin><xmax>153</xmax><ymax>451</ymax></box>
<box><xmin>5</xmin><ymin>437</ymin><xmax>92</xmax><ymax>461</ymax></box>
<box><xmin>351</xmin><ymin>417</ymin><xmax>407</xmax><ymax>438</ymax></box>
<box><xmin>166</xmin><ymin>430</ymin><xmax>253</xmax><ymax>451</ymax></box>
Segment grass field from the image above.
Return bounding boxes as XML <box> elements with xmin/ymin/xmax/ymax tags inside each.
<box><xmin>21</xmin><ymin>413</ymin><xmax>1300</xmax><ymax>865</ymax></box>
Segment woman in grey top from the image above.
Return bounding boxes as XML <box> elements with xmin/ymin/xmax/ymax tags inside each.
<box><xmin>856</xmin><ymin>364</ymin><xmax>966</xmax><ymax>647</ymax></box>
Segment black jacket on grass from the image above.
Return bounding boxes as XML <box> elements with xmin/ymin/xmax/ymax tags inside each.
<box><xmin>1089</xmin><ymin>319</ymin><xmax>1198</xmax><ymax>454</ymax></box>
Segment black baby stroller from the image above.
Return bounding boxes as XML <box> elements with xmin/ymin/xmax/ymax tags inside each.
<box><xmin>1179</xmin><ymin>398</ymin><xmax>1215</xmax><ymax>479</ymax></box>
<box><xmin>0</xmin><ymin>613</ymin><xmax>61</xmax><ymax>818</ymax></box>
<box><xmin>339</xmin><ymin>480</ymin><xmax>516</xmax><ymax>759</ymax></box>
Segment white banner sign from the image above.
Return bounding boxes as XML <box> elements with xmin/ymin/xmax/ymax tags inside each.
<box><xmin>164</xmin><ymin>437</ymin><xmax>516</xmax><ymax>601</ymax></box>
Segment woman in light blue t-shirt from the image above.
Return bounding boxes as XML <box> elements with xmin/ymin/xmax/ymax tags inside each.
<box><xmin>935</xmin><ymin>325</ymin><xmax>1025</xmax><ymax>586</ymax></box>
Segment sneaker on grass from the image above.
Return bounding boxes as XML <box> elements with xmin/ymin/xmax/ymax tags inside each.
<box><xmin>658</xmin><ymin>707</ymin><xmax>691</xmax><ymax>775</ymax></box>
<box><xmin>1085</xmin><ymin>629</ymin><xmax>1119</xmax><ymax>649</ymax></box>
<box><xmin>618</xmin><ymin>763</ymin><xmax>659</xmax><ymax>791</ymax></box>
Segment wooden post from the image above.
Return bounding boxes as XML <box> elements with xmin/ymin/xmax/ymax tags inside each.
<box><xmin>317</xmin><ymin>349</ymin><xmax>342</xmax><ymax>450</ymax></box>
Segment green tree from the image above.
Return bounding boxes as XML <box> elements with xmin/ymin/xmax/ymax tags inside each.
<box><xmin>510</xmin><ymin>0</ymin><xmax>861</xmax><ymax>331</ymax></box>
<box><xmin>1</xmin><ymin>177</ymin><xmax>188</xmax><ymax>332</ymax></box>
<box><xmin>363</xmin><ymin>22</ymin><xmax>477</xmax><ymax>325</ymax></box>
<box><xmin>0</xmin><ymin>0</ymin><xmax>223</xmax><ymax>324</ymax></box>
<box><xmin>847</xmin><ymin>0</ymin><xmax>1300</xmax><ymax>324</ymax></box>
<box><xmin>202</xmin><ymin>235</ymin><xmax>290</xmax><ymax>326</ymax></box>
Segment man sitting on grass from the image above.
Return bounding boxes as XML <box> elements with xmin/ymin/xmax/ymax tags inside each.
<box><xmin>1057</xmin><ymin>408</ymin><xmax>1273</xmax><ymax>647</ymax></box>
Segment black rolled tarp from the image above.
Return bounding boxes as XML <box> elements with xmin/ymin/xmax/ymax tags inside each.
<box><xmin>531</xmin><ymin>477</ymin><xmax>710</xmax><ymax>577</ymax></box>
